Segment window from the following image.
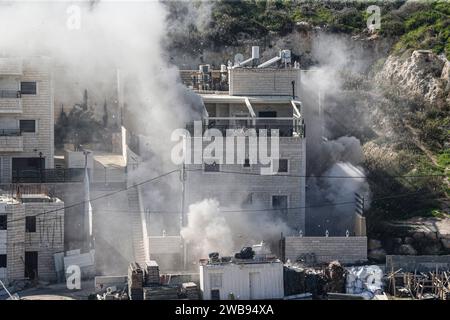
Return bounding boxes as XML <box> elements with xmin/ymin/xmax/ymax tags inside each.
<box><xmin>272</xmin><ymin>195</ymin><xmax>288</xmax><ymax>215</ymax></box>
<box><xmin>0</xmin><ymin>255</ymin><xmax>6</xmax><ymax>268</ymax></box>
<box><xmin>243</xmin><ymin>158</ymin><xmax>250</xmax><ymax>168</ymax></box>
<box><xmin>0</xmin><ymin>215</ymin><xmax>6</xmax><ymax>230</ymax></box>
<box><xmin>211</xmin><ymin>289</ymin><xmax>220</xmax><ymax>300</ymax></box>
<box><xmin>278</xmin><ymin>159</ymin><xmax>288</xmax><ymax>173</ymax></box>
<box><xmin>20</xmin><ymin>82</ymin><xmax>37</xmax><ymax>95</ymax></box>
<box><xmin>20</xmin><ymin>120</ymin><xmax>36</xmax><ymax>133</ymax></box>
<box><xmin>204</xmin><ymin>161</ymin><xmax>220</xmax><ymax>172</ymax></box>
<box><xmin>26</xmin><ymin>216</ymin><xmax>36</xmax><ymax>233</ymax></box>
<box><xmin>210</xmin><ymin>273</ymin><xmax>223</xmax><ymax>288</ymax></box>
<box><xmin>258</xmin><ymin>111</ymin><xmax>277</xmax><ymax>118</ymax></box>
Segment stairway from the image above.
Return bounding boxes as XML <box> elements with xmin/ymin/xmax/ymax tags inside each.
<box><xmin>127</xmin><ymin>185</ymin><xmax>146</xmax><ymax>267</ymax></box>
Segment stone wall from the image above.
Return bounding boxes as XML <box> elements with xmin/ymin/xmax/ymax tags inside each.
<box><xmin>229</xmin><ymin>68</ymin><xmax>300</xmax><ymax>96</ymax></box>
<box><xmin>285</xmin><ymin>236</ymin><xmax>368</xmax><ymax>264</ymax></box>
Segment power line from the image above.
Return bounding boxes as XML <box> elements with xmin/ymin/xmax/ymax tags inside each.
<box><xmin>90</xmin><ymin>191</ymin><xmax>445</xmax><ymax>215</ymax></box>
<box><xmin>6</xmin><ymin>169</ymin><xmax>179</xmax><ymax>224</ymax></box>
<box><xmin>186</xmin><ymin>168</ymin><xmax>446</xmax><ymax>179</ymax></box>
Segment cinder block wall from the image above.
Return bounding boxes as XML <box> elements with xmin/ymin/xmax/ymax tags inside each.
<box><xmin>6</xmin><ymin>204</ymin><xmax>25</xmax><ymax>281</ymax></box>
<box><xmin>24</xmin><ymin>201</ymin><xmax>64</xmax><ymax>282</ymax></box>
<box><xmin>229</xmin><ymin>68</ymin><xmax>300</xmax><ymax>96</ymax></box>
<box><xmin>285</xmin><ymin>236</ymin><xmax>368</xmax><ymax>264</ymax></box>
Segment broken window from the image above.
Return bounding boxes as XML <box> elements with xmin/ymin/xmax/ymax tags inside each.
<box><xmin>210</xmin><ymin>273</ymin><xmax>223</xmax><ymax>288</ymax></box>
<box><xmin>20</xmin><ymin>81</ymin><xmax>37</xmax><ymax>95</ymax></box>
<box><xmin>0</xmin><ymin>254</ymin><xmax>6</xmax><ymax>268</ymax></box>
<box><xmin>0</xmin><ymin>215</ymin><xmax>6</xmax><ymax>230</ymax></box>
<box><xmin>26</xmin><ymin>216</ymin><xmax>36</xmax><ymax>233</ymax></box>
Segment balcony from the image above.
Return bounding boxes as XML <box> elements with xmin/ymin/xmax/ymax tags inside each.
<box><xmin>12</xmin><ymin>168</ymin><xmax>85</xmax><ymax>183</ymax></box>
<box><xmin>186</xmin><ymin>118</ymin><xmax>305</xmax><ymax>138</ymax></box>
<box><xmin>0</xmin><ymin>90</ymin><xmax>22</xmax><ymax>113</ymax></box>
<box><xmin>0</xmin><ymin>129</ymin><xmax>23</xmax><ymax>152</ymax></box>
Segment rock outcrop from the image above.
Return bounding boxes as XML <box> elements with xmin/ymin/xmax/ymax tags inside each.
<box><xmin>377</xmin><ymin>50</ymin><xmax>450</xmax><ymax>107</ymax></box>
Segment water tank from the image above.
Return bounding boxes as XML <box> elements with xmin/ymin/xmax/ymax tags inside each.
<box><xmin>281</xmin><ymin>50</ymin><xmax>291</xmax><ymax>64</ymax></box>
<box><xmin>251</xmin><ymin>46</ymin><xmax>260</xmax><ymax>60</ymax></box>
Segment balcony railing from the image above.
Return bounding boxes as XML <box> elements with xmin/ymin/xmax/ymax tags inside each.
<box><xmin>12</xmin><ymin>168</ymin><xmax>85</xmax><ymax>183</ymax></box>
<box><xmin>0</xmin><ymin>90</ymin><xmax>21</xmax><ymax>98</ymax></box>
<box><xmin>0</xmin><ymin>129</ymin><xmax>21</xmax><ymax>136</ymax></box>
<box><xmin>186</xmin><ymin>118</ymin><xmax>305</xmax><ymax>138</ymax></box>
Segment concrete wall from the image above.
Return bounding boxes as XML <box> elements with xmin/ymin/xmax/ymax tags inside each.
<box><xmin>285</xmin><ymin>236</ymin><xmax>368</xmax><ymax>264</ymax></box>
<box><xmin>229</xmin><ymin>68</ymin><xmax>300</xmax><ymax>96</ymax></box>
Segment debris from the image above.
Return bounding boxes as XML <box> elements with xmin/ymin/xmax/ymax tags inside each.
<box><xmin>346</xmin><ymin>265</ymin><xmax>384</xmax><ymax>299</ymax></box>
<box><xmin>181</xmin><ymin>282</ymin><xmax>199</xmax><ymax>300</ymax></box>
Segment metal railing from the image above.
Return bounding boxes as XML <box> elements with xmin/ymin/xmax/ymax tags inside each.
<box><xmin>0</xmin><ymin>129</ymin><xmax>21</xmax><ymax>136</ymax></box>
<box><xmin>12</xmin><ymin>168</ymin><xmax>85</xmax><ymax>183</ymax></box>
<box><xmin>186</xmin><ymin>118</ymin><xmax>305</xmax><ymax>138</ymax></box>
<box><xmin>0</xmin><ymin>90</ymin><xmax>21</xmax><ymax>98</ymax></box>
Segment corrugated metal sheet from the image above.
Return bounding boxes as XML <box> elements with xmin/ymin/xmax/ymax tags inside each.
<box><xmin>200</xmin><ymin>261</ymin><xmax>284</xmax><ymax>300</ymax></box>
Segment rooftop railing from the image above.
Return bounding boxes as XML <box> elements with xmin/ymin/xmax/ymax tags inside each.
<box><xmin>12</xmin><ymin>168</ymin><xmax>85</xmax><ymax>183</ymax></box>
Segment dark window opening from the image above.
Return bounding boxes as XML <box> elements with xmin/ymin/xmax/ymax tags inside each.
<box><xmin>243</xmin><ymin>158</ymin><xmax>250</xmax><ymax>168</ymax></box>
<box><xmin>278</xmin><ymin>159</ymin><xmax>288</xmax><ymax>173</ymax></box>
<box><xmin>0</xmin><ymin>215</ymin><xmax>6</xmax><ymax>230</ymax></box>
<box><xmin>0</xmin><ymin>255</ymin><xmax>6</xmax><ymax>268</ymax></box>
<box><xmin>24</xmin><ymin>251</ymin><xmax>38</xmax><ymax>280</ymax></box>
<box><xmin>272</xmin><ymin>195</ymin><xmax>288</xmax><ymax>215</ymax></box>
<box><xmin>258</xmin><ymin>111</ymin><xmax>277</xmax><ymax>118</ymax></box>
<box><xmin>20</xmin><ymin>82</ymin><xmax>37</xmax><ymax>95</ymax></box>
<box><xmin>26</xmin><ymin>216</ymin><xmax>36</xmax><ymax>233</ymax></box>
<box><xmin>211</xmin><ymin>289</ymin><xmax>220</xmax><ymax>300</ymax></box>
<box><xmin>204</xmin><ymin>161</ymin><xmax>220</xmax><ymax>172</ymax></box>
<box><xmin>20</xmin><ymin>120</ymin><xmax>36</xmax><ymax>133</ymax></box>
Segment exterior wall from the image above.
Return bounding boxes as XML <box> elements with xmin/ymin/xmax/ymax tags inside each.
<box><xmin>200</xmin><ymin>261</ymin><xmax>284</xmax><ymax>300</ymax></box>
<box><xmin>24</xmin><ymin>201</ymin><xmax>64</xmax><ymax>282</ymax></box>
<box><xmin>0</xmin><ymin>57</ymin><xmax>54</xmax><ymax>183</ymax></box>
<box><xmin>6</xmin><ymin>204</ymin><xmax>25</xmax><ymax>281</ymax></box>
<box><xmin>185</xmin><ymin>137</ymin><xmax>306</xmax><ymax>232</ymax></box>
<box><xmin>2</xmin><ymin>198</ymin><xmax>64</xmax><ymax>284</ymax></box>
<box><xmin>229</xmin><ymin>68</ymin><xmax>300</xmax><ymax>96</ymax></box>
<box><xmin>285</xmin><ymin>236</ymin><xmax>368</xmax><ymax>264</ymax></box>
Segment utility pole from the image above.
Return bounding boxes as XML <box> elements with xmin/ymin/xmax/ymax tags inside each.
<box><xmin>180</xmin><ymin>161</ymin><xmax>187</xmax><ymax>269</ymax></box>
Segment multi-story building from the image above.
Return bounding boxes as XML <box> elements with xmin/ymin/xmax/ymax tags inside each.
<box><xmin>0</xmin><ymin>186</ymin><xmax>64</xmax><ymax>284</ymax></box>
<box><xmin>184</xmin><ymin>51</ymin><xmax>306</xmax><ymax>234</ymax></box>
<box><xmin>0</xmin><ymin>57</ymin><xmax>54</xmax><ymax>184</ymax></box>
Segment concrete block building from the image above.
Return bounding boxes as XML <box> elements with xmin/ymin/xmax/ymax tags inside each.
<box><xmin>0</xmin><ymin>57</ymin><xmax>55</xmax><ymax>184</ymax></box>
<box><xmin>0</xmin><ymin>187</ymin><xmax>64</xmax><ymax>284</ymax></box>
<box><xmin>184</xmin><ymin>56</ymin><xmax>306</xmax><ymax>233</ymax></box>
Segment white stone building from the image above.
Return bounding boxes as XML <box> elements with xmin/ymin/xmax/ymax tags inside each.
<box><xmin>0</xmin><ymin>188</ymin><xmax>64</xmax><ymax>284</ymax></box>
<box><xmin>0</xmin><ymin>57</ymin><xmax>55</xmax><ymax>184</ymax></box>
<box><xmin>184</xmin><ymin>65</ymin><xmax>306</xmax><ymax>233</ymax></box>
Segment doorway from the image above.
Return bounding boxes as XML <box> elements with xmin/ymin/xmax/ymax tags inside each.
<box><xmin>24</xmin><ymin>251</ymin><xmax>38</xmax><ymax>280</ymax></box>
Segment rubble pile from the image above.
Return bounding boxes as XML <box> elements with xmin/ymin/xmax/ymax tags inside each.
<box><xmin>346</xmin><ymin>265</ymin><xmax>384</xmax><ymax>299</ymax></box>
<box><xmin>181</xmin><ymin>282</ymin><xmax>199</xmax><ymax>300</ymax></box>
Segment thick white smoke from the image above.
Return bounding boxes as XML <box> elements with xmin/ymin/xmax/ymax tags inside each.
<box><xmin>181</xmin><ymin>198</ymin><xmax>291</xmax><ymax>259</ymax></box>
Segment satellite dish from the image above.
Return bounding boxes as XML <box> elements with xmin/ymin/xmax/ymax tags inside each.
<box><xmin>234</xmin><ymin>53</ymin><xmax>244</xmax><ymax>66</ymax></box>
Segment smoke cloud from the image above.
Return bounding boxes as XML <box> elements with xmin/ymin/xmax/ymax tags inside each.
<box><xmin>181</xmin><ymin>198</ymin><xmax>290</xmax><ymax>259</ymax></box>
